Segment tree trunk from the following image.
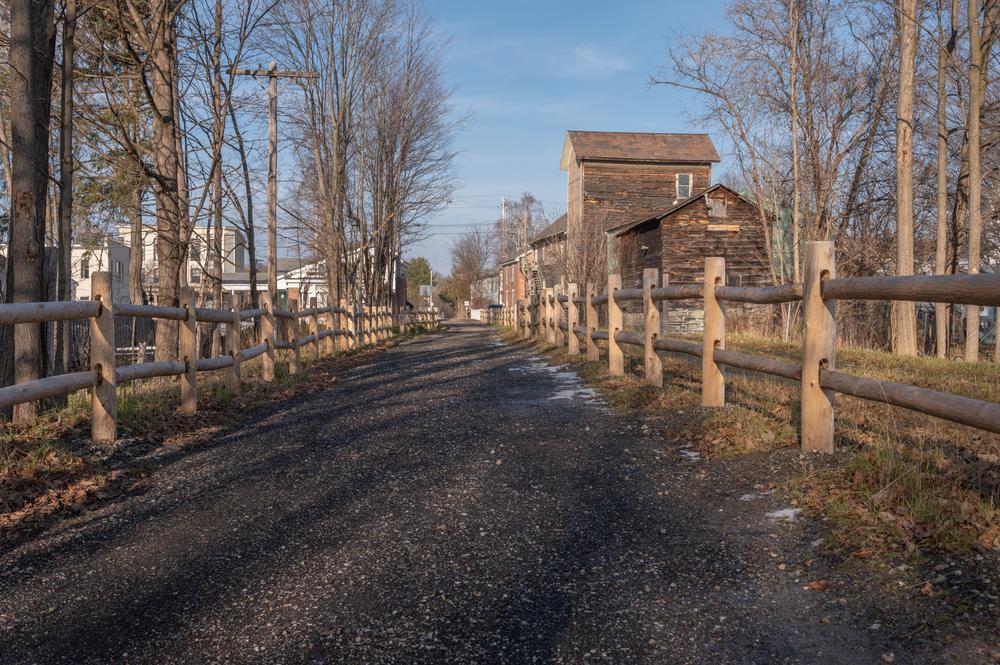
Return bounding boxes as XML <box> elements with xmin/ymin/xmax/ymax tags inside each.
<box><xmin>210</xmin><ymin>0</ymin><xmax>224</xmax><ymax>356</ymax></box>
<box><xmin>8</xmin><ymin>0</ymin><xmax>57</xmax><ymax>421</ymax></box>
<box><xmin>935</xmin><ymin>0</ymin><xmax>955</xmax><ymax>358</ymax></box>
<box><xmin>789</xmin><ymin>0</ymin><xmax>802</xmax><ymax>285</ymax></box>
<box><xmin>227</xmin><ymin>100</ymin><xmax>259</xmax><ymax>313</ymax></box>
<box><xmin>151</xmin><ymin>2</ymin><xmax>183</xmax><ymax>361</ymax></box>
<box><xmin>966</xmin><ymin>0</ymin><xmax>983</xmax><ymax>362</ymax></box>
<box><xmin>55</xmin><ymin>0</ymin><xmax>76</xmax><ymax>377</ymax></box>
<box><xmin>892</xmin><ymin>0</ymin><xmax>919</xmax><ymax>356</ymax></box>
<box><xmin>128</xmin><ymin>178</ymin><xmax>145</xmax><ymax>304</ymax></box>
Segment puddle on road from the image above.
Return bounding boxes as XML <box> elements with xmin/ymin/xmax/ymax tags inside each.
<box><xmin>509</xmin><ymin>356</ymin><xmax>606</xmax><ymax>407</ymax></box>
<box><xmin>679</xmin><ymin>449</ymin><xmax>701</xmax><ymax>462</ymax></box>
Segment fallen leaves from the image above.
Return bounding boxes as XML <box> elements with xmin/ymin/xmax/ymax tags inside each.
<box><xmin>804</xmin><ymin>580</ymin><xmax>828</xmax><ymax>592</ymax></box>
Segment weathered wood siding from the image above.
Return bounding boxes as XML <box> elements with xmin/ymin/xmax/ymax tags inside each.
<box><xmin>659</xmin><ymin>189</ymin><xmax>770</xmax><ymax>287</ymax></box>
<box><xmin>617</xmin><ymin>188</ymin><xmax>772</xmax><ymax>335</ymax></box>
<box><xmin>567</xmin><ymin>156</ymin><xmax>584</xmax><ymax>239</ymax></box>
<box><xmin>582</xmin><ymin>162</ymin><xmax>712</xmax><ymax>232</ymax></box>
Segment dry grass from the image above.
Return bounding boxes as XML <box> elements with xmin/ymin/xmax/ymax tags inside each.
<box><xmin>501</xmin><ymin>327</ymin><xmax>1000</xmax><ymax>557</ymax></box>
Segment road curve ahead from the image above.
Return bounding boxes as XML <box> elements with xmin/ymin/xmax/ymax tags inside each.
<box><xmin>1</xmin><ymin>321</ymin><xmax>905</xmax><ymax>664</ymax></box>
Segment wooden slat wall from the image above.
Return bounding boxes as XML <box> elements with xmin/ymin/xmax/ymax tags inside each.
<box><xmin>659</xmin><ymin>190</ymin><xmax>770</xmax><ymax>287</ymax></box>
<box><xmin>582</xmin><ymin>162</ymin><xmax>712</xmax><ymax>232</ymax></box>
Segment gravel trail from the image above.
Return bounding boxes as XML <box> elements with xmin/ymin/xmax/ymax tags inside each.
<box><xmin>0</xmin><ymin>321</ymin><xmax>928</xmax><ymax>663</ymax></box>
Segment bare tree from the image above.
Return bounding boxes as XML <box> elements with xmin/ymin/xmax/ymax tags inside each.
<box><xmin>6</xmin><ymin>0</ymin><xmax>57</xmax><ymax>420</ymax></box>
<box><xmin>893</xmin><ymin>0</ymin><xmax>919</xmax><ymax>356</ymax></box>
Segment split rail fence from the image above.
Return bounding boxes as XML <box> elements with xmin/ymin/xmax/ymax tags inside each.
<box><xmin>493</xmin><ymin>240</ymin><xmax>1000</xmax><ymax>452</ymax></box>
<box><xmin>0</xmin><ymin>271</ymin><xmax>440</xmax><ymax>442</ymax></box>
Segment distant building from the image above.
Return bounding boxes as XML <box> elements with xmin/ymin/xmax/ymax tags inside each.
<box><xmin>471</xmin><ymin>272</ymin><xmax>500</xmax><ymax>309</ymax></box>
<box><xmin>116</xmin><ymin>223</ymin><xmax>247</xmax><ymax>301</ymax></box>
<box><xmin>561</xmin><ymin>130</ymin><xmax>720</xmax><ymax>241</ymax></box>
<box><xmin>0</xmin><ymin>238</ymin><xmax>133</xmax><ymax>304</ymax></box>
<box><xmin>498</xmin><ymin>255</ymin><xmax>527</xmax><ymax>312</ymax></box>
<box><xmin>607</xmin><ymin>184</ymin><xmax>772</xmax><ymax>334</ymax></box>
<box><xmin>72</xmin><ymin>239</ymin><xmax>132</xmax><ymax>305</ymax></box>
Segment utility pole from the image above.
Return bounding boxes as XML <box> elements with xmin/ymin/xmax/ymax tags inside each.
<box><xmin>230</xmin><ymin>62</ymin><xmax>318</xmax><ymax>306</ymax></box>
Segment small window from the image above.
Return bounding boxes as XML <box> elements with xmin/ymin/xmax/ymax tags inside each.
<box><xmin>190</xmin><ymin>239</ymin><xmax>201</xmax><ymax>262</ymax></box>
<box><xmin>677</xmin><ymin>173</ymin><xmax>693</xmax><ymax>199</ymax></box>
<box><xmin>113</xmin><ymin>260</ymin><xmax>123</xmax><ymax>277</ymax></box>
<box><xmin>80</xmin><ymin>256</ymin><xmax>90</xmax><ymax>279</ymax></box>
<box><xmin>191</xmin><ymin>268</ymin><xmax>201</xmax><ymax>284</ymax></box>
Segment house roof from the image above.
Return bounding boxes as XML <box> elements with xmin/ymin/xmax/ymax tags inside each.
<box><xmin>606</xmin><ymin>184</ymin><xmax>752</xmax><ymax>237</ymax></box>
<box><xmin>560</xmin><ymin>131</ymin><xmax>720</xmax><ymax>170</ymax></box>
<box><xmin>530</xmin><ymin>214</ymin><xmax>567</xmax><ymax>246</ymax></box>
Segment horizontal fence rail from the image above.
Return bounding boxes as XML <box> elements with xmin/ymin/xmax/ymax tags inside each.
<box><xmin>0</xmin><ymin>300</ymin><xmax>102</xmax><ymax>325</ymax></box>
<box><xmin>0</xmin><ymin>272</ymin><xmax>442</xmax><ymax>441</ymax></box>
<box><xmin>491</xmin><ymin>240</ymin><xmax>1000</xmax><ymax>450</ymax></box>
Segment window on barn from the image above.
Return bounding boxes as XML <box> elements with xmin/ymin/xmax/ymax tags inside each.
<box><xmin>677</xmin><ymin>173</ymin><xmax>692</xmax><ymax>199</ymax></box>
<box><xmin>113</xmin><ymin>260</ymin><xmax>123</xmax><ymax>278</ymax></box>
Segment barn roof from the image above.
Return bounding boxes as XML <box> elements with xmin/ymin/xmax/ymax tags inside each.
<box><xmin>560</xmin><ymin>131</ymin><xmax>720</xmax><ymax>170</ymax></box>
<box><xmin>606</xmin><ymin>184</ymin><xmax>751</xmax><ymax>236</ymax></box>
<box><xmin>530</xmin><ymin>214</ymin><xmax>567</xmax><ymax>245</ymax></box>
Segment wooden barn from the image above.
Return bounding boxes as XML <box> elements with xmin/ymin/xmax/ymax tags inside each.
<box><xmin>607</xmin><ymin>184</ymin><xmax>773</xmax><ymax>334</ymax></box>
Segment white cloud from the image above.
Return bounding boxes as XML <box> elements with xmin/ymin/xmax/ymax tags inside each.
<box><xmin>562</xmin><ymin>45</ymin><xmax>632</xmax><ymax>77</ymax></box>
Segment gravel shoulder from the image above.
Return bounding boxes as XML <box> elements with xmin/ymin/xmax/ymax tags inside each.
<box><xmin>0</xmin><ymin>321</ymin><xmax>993</xmax><ymax>664</ymax></box>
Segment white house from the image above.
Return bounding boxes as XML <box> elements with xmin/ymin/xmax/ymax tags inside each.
<box><xmin>72</xmin><ymin>239</ymin><xmax>132</xmax><ymax>304</ymax></box>
<box><xmin>116</xmin><ymin>222</ymin><xmax>247</xmax><ymax>299</ymax></box>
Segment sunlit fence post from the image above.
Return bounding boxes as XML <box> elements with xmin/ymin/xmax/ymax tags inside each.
<box><xmin>226</xmin><ymin>302</ymin><xmax>241</xmax><ymax>392</ymax></box>
<box><xmin>643</xmin><ymin>268</ymin><xmax>662</xmax><ymax>387</ymax></box>
<box><xmin>608</xmin><ymin>274</ymin><xmax>623</xmax><ymax>376</ymax></box>
<box><xmin>702</xmin><ymin>258</ymin><xmax>725</xmax><ymax>407</ymax></box>
<box><xmin>585</xmin><ymin>282</ymin><xmax>598</xmax><ymax>362</ymax></box>
<box><xmin>567</xmin><ymin>283</ymin><xmax>580</xmax><ymax>356</ymax></box>
<box><xmin>261</xmin><ymin>292</ymin><xmax>276</xmax><ymax>382</ymax></box>
<box><xmin>91</xmin><ymin>272</ymin><xmax>116</xmax><ymax>442</ymax></box>
<box><xmin>801</xmin><ymin>241</ymin><xmax>837</xmax><ymax>453</ymax></box>
<box><xmin>179</xmin><ymin>286</ymin><xmax>198</xmax><ymax>413</ymax></box>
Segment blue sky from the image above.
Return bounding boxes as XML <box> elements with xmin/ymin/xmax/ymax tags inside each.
<box><xmin>407</xmin><ymin>0</ymin><xmax>729</xmax><ymax>273</ymax></box>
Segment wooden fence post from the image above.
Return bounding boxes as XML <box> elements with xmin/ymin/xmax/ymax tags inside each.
<box><xmin>608</xmin><ymin>273</ymin><xmax>624</xmax><ymax>376</ymax></box>
<box><xmin>289</xmin><ymin>300</ymin><xmax>302</xmax><ymax>375</ymax></box>
<box><xmin>339</xmin><ymin>299</ymin><xmax>350</xmax><ymax>351</ymax></box>
<box><xmin>179</xmin><ymin>286</ymin><xmax>198</xmax><ymax>413</ymax></box>
<box><xmin>553</xmin><ymin>285</ymin><xmax>564</xmax><ymax>347</ymax></box>
<box><xmin>702</xmin><ymin>258</ymin><xmax>725</xmax><ymax>407</ymax></box>
<box><xmin>538</xmin><ymin>291</ymin><xmax>546</xmax><ymax>343</ymax></box>
<box><xmin>660</xmin><ymin>273</ymin><xmax>670</xmax><ymax>340</ymax></box>
<box><xmin>801</xmin><ymin>240</ymin><xmax>837</xmax><ymax>453</ymax></box>
<box><xmin>311</xmin><ymin>310</ymin><xmax>321</xmax><ymax>360</ymax></box>
<box><xmin>260</xmin><ymin>292</ymin><xmax>276</xmax><ymax>382</ymax></box>
<box><xmin>567</xmin><ymin>283</ymin><xmax>580</xmax><ymax>355</ymax></box>
<box><xmin>643</xmin><ymin>268</ymin><xmax>663</xmax><ymax>387</ymax></box>
<box><xmin>90</xmin><ymin>271</ymin><xmax>116</xmax><ymax>442</ymax></box>
<box><xmin>585</xmin><ymin>282</ymin><xmax>598</xmax><ymax>362</ymax></box>
<box><xmin>226</xmin><ymin>300</ymin><xmax>241</xmax><ymax>392</ymax></box>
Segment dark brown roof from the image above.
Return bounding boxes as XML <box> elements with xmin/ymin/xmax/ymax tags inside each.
<box><xmin>530</xmin><ymin>214</ymin><xmax>567</xmax><ymax>245</ymax></box>
<box><xmin>561</xmin><ymin>131</ymin><xmax>720</xmax><ymax>169</ymax></box>
<box><xmin>607</xmin><ymin>184</ymin><xmax>752</xmax><ymax>236</ymax></box>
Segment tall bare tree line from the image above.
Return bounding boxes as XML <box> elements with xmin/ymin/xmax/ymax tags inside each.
<box><xmin>0</xmin><ymin>0</ymin><xmax>458</xmax><ymax>421</ymax></box>
<box><xmin>661</xmin><ymin>0</ymin><xmax>1000</xmax><ymax>359</ymax></box>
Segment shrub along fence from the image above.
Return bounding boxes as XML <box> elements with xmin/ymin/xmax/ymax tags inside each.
<box><xmin>0</xmin><ymin>271</ymin><xmax>441</xmax><ymax>442</ymax></box>
<box><xmin>495</xmin><ymin>240</ymin><xmax>1000</xmax><ymax>452</ymax></box>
